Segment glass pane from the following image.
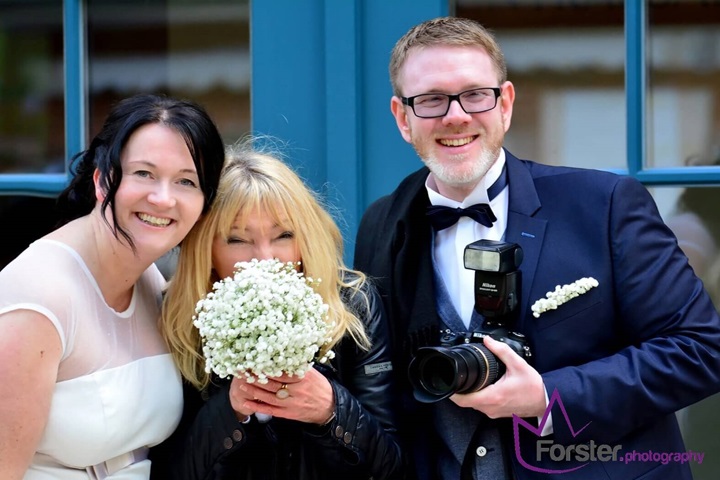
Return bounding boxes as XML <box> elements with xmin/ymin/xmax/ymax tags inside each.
<box><xmin>455</xmin><ymin>0</ymin><xmax>626</xmax><ymax>169</ymax></box>
<box><xmin>657</xmin><ymin>186</ymin><xmax>720</xmax><ymax>307</ymax></box>
<box><xmin>0</xmin><ymin>194</ymin><xmax>60</xmax><ymax>269</ymax></box>
<box><xmin>0</xmin><ymin>0</ymin><xmax>64</xmax><ymax>174</ymax></box>
<box><xmin>654</xmin><ymin>185</ymin><xmax>720</xmax><ymax>480</ymax></box>
<box><xmin>648</xmin><ymin>0</ymin><xmax>720</xmax><ymax>169</ymax></box>
<box><xmin>86</xmin><ymin>0</ymin><xmax>250</xmax><ymax>145</ymax></box>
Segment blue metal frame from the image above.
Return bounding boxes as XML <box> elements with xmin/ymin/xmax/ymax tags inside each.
<box><xmin>2</xmin><ymin>0</ymin><xmax>719</xmax><ymax>239</ymax></box>
<box><xmin>323</xmin><ymin>1</ymin><xmax>362</xmax><ymax>240</ymax></box>
<box><xmin>625</xmin><ymin>0</ymin><xmax>645</xmax><ymax>178</ymax></box>
<box><xmin>625</xmin><ymin>0</ymin><xmax>720</xmax><ymax>185</ymax></box>
<box><xmin>0</xmin><ymin>174</ymin><xmax>68</xmax><ymax>197</ymax></box>
<box><xmin>252</xmin><ymin>0</ymin><xmax>448</xmax><ymax>260</ymax></box>
<box><xmin>63</xmin><ymin>0</ymin><xmax>86</xmax><ymax>180</ymax></box>
<box><xmin>0</xmin><ymin>0</ymin><xmax>83</xmax><ymax>197</ymax></box>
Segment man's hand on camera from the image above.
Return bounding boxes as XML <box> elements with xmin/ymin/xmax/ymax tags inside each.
<box><xmin>450</xmin><ymin>336</ymin><xmax>546</xmax><ymax>419</ymax></box>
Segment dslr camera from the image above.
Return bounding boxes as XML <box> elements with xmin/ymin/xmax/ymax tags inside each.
<box><xmin>408</xmin><ymin>240</ymin><xmax>532</xmax><ymax>403</ymax></box>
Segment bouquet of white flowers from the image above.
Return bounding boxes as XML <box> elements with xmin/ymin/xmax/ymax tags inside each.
<box><xmin>193</xmin><ymin>258</ymin><xmax>334</xmax><ymax>384</ymax></box>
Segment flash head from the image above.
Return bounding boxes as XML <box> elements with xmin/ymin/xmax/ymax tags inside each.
<box><xmin>408</xmin><ymin>239</ymin><xmax>531</xmax><ymax>402</ymax></box>
<box><xmin>464</xmin><ymin>239</ymin><xmax>523</xmax><ymax>273</ymax></box>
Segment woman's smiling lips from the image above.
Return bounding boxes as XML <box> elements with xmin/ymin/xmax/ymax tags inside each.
<box><xmin>137</xmin><ymin>212</ymin><xmax>172</xmax><ymax>227</ymax></box>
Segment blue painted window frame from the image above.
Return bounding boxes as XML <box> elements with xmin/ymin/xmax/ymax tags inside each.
<box><xmin>625</xmin><ymin>1</ymin><xmax>720</xmax><ymax>185</ymax></box>
<box><xmin>1</xmin><ymin>1</ymin><xmax>719</xmax><ymax>201</ymax></box>
<box><xmin>0</xmin><ymin>1</ymin><xmax>83</xmax><ymax>196</ymax></box>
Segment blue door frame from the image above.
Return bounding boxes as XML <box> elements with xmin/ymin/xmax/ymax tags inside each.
<box><xmin>2</xmin><ymin>0</ymin><xmax>720</xmax><ymax>260</ymax></box>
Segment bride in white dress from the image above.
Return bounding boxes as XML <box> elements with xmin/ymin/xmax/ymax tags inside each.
<box><xmin>0</xmin><ymin>93</ymin><xmax>225</xmax><ymax>479</ymax></box>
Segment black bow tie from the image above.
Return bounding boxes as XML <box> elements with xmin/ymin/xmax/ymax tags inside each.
<box><xmin>426</xmin><ymin>203</ymin><xmax>497</xmax><ymax>230</ymax></box>
<box><xmin>426</xmin><ymin>164</ymin><xmax>507</xmax><ymax>231</ymax></box>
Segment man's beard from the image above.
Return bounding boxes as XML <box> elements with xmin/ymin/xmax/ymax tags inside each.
<box><xmin>417</xmin><ymin>143</ymin><xmax>501</xmax><ymax>188</ymax></box>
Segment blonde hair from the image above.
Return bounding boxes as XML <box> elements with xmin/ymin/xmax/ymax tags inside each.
<box><xmin>161</xmin><ymin>138</ymin><xmax>371</xmax><ymax>390</ymax></box>
<box><xmin>389</xmin><ymin>16</ymin><xmax>507</xmax><ymax>97</ymax></box>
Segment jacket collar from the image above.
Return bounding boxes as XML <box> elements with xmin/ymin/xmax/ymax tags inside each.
<box><xmin>503</xmin><ymin>151</ymin><xmax>547</xmax><ymax>331</ymax></box>
<box><xmin>387</xmin><ymin>149</ymin><xmax>546</xmax><ymax>343</ymax></box>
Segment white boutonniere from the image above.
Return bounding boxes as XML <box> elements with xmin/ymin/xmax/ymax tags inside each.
<box><xmin>531</xmin><ymin>277</ymin><xmax>599</xmax><ymax>318</ymax></box>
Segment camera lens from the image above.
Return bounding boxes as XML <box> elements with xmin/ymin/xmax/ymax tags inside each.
<box><xmin>409</xmin><ymin>343</ymin><xmax>504</xmax><ymax>403</ymax></box>
<box><xmin>417</xmin><ymin>349</ymin><xmax>464</xmax><ymax>396</ymax></box>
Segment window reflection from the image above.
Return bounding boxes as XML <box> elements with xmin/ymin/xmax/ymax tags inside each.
<box><xmin>455</xmin><ymin>0</ymin><xmax>626</xmax><ymax>169</ymax></box>
<box><xmin>661</xmin><ymin>185</ymin><xmax>720</xmax><ymax>308</ymax></box>
<box><xmin>0</xmin><ymin>194</ymin><xmax>59</xmax><ymax>270</ymax></box>
<box><xmin>648</xmin><ymin>0</ymin><xmax>720</xmax><ymax>169</ymax></box>
<box><xmin>86</xmin><ymin>0</ymin><xmax>250</xmax><ymax>143</ymax></box>
<box><xmin>0</xmin><ymin>0</ymin><xmax>64</xmax><ymax>174</ymax></box>
<box><xmin>0</xmin><ymin>0</ymin><xmax>250</xmax><ymax>269</ymax></box>
<box><xmin>654</xmin><ymin>183</ymin><xmax>719</xmax><ymax>480</ymax></box>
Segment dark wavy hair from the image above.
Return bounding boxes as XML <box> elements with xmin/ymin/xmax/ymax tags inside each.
<box><xmin>56</xmin><ymin>93</ymin><xmax>225</xmax><ymax>250</ymax></box>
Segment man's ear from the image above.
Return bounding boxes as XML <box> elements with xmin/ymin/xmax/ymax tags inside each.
<box><xmin>390</xmin><ymin>96</ymin><xmax>413</xmax><ymax>144</ymax></box>
<box><xmin>499</xmin><ymin>80</ymin><xmax>515</xmax><ymax>133</ymax></box>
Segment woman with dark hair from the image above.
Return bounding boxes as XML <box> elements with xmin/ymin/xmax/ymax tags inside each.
<box><xmin>0</xmin><ymin>93</ymin><xmax>225</xmax><ymax>479</ymax></box>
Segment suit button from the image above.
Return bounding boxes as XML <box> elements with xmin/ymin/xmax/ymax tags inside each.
<box><xmin>232</xmin><ymin>429</ymin><xmax>243</xmax><ymax>442</ymax></box>
<box><xmin>476</xmin><ymin>446</ymin><xmax>487</xmax><ymax>457</ymax></box>
<box><xmin>334</xmin><ymin>426</ymin><xmax>344</xmax><ymax>438</ymax></box>
<box><xmin>223</xmin><ymin>437</ymin><xmax>233</xmax><ymax>450</ymax></box>
<box><xmin>201</xmin><ymin>389</ymin><xmax>210</xmax><ymax>401</ymax></box>
<box><xmin>343</xmin><ymin>432</ymin><xmax>353</xmax><ymax>444</ymax></box>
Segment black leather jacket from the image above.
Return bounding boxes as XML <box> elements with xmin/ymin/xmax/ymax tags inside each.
<box><xmin>150</xmin><ymin>280</ymin><xmax>404</xmax><ymax>480</ymax></box>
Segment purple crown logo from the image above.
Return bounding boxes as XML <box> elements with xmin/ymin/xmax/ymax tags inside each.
<box><xmin>512</xmin><ymin>388</ymin><xmax>592</xmax><ymax>474</ymax></box>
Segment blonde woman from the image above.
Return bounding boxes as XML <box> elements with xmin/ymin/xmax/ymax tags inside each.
<box><xmin>152</xmin><ymin>140</ymin><xmax>404</xmax><ymax>480</ymax></box>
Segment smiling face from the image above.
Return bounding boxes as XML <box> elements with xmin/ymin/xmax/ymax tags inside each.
<box><xmin>101</xmin><ymin>122</ymin><xmax>205</xmax><ymax>259</ymax></box>
<box><xmin>391</xmin><ymin>45</ymin><xmax>515</xmax><ymax>200</ymax></box>
<box><xmin>211</xmin><ymin>207</ymin><xmax>301</xmax><ymax>280</ymax></box>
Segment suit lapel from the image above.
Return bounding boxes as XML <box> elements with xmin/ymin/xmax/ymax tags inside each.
<box><xmin>389</xmin><ymin>156</ymin><xmax>547</xmax><ymax>340</ymax></box>
<box><xmin>387</xmin><ymin>170</ymin><xmax>443</xmax><ymax>355</ymax></box>
<box><xmin>503</xmin><ymin>152</ymin><xmax>546</xmax><ymax>332</ymax></box>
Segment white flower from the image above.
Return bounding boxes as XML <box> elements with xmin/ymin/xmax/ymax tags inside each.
<box><xmin>193</xmin><ymin>258</ymin><xmax>335</xmax><ymax>384</ymax></box>
<box><xmin>531</xmin><ymin>277</ymin><xmax>599</xmax><ymax>318</ymax></box>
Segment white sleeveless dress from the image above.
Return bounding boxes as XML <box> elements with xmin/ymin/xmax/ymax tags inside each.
<box><xmin>0</xmin><ymin>239</ymin><xmax>183</xmax><ymax>479</ymax></box>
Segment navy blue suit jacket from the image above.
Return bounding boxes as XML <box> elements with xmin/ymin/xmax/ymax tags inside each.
<box><xmin>354</xmin><ymin>150</ymin><xmax>720</xmax><ymax>480</ymax></box>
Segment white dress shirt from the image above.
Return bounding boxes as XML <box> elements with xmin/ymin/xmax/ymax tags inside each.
<box><xmin>426</xmin><ymin>149</ymin><xmax>508</xmax><ymax>329</ymax></box>
<box><xmin>425</xmin><ymin>149</ymin><xmax>553</xmax><ymax>435</ymax></box>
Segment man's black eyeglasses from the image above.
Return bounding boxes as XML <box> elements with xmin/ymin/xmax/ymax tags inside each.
<box><xmin>401</xmin><ymin>87</ymin><xmax>502</xmax><ymax>119</ymax></box>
